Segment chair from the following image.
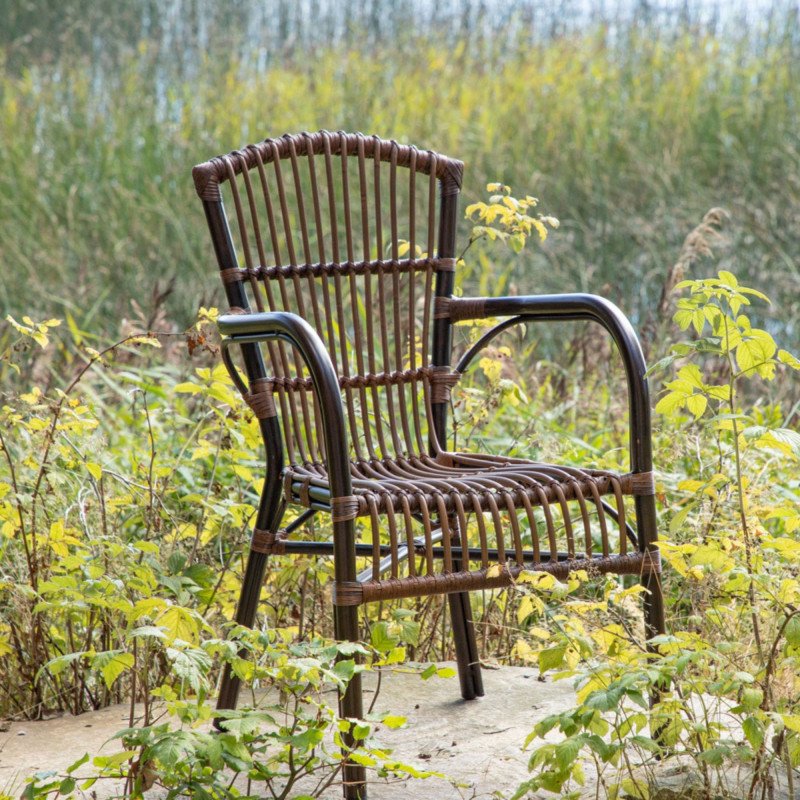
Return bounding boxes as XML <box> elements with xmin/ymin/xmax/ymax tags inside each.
<box><xmin>192</xmin><ymin>131</ymin><xmax>665</xmax><ymax>799</ymax></box>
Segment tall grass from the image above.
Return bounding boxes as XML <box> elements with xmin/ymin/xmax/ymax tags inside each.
<box><xmin>1</xmin><ymin>2</ymin><xmax>799</xmax><ymax>341</ymax></box>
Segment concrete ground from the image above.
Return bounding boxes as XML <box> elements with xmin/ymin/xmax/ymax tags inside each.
<box><xmin>0</xmin><ymin>664</ymin><xmax>580</xmax><ymax>799</ymax></box>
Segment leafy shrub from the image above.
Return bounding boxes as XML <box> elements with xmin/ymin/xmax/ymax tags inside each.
<box><xmin>513</xmin><ymin>272</ymin><xmax>800</xmax><ymax>800</ymax></box>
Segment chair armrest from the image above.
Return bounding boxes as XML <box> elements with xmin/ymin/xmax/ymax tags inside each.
<box><xmin>448</xmin><ymin>293</ymin><xmax>653</xmax><ymax>475</ymax></box>
<box><xmin>218</xmin><ymin>311</ymin><xmax>354</xmax><ymax>510</ymax></box>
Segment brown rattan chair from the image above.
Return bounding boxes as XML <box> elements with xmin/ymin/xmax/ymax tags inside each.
<box><xmin>192</xmin><ymin>131</ymin><xmax>665</xmax><ymax>799</ymax></box>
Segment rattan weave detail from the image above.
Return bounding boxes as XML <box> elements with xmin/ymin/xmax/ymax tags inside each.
<box><xmin>251</xmin><ymin>528</ymin><xmax>287</xmax><ymax>554</ymax></box>
<box><xmin>193</xmin><ymin>130</ymin><xmax>464</xmax><ymax>201</ymax></box>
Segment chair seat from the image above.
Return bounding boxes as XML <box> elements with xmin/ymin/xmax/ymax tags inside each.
<box><xmin>281</xmin><ymin>452</ymin><xmax>658</xmax><ymax>607</ymax></box>
<box><xmin>286</xmin><ymin>451</ymin><xmax>645</xmax><ymax>521</ymax></box>
<box><xmin>283</xmin><ymin>453</ymin><xmax>655</xmax><ymax>592</ymax></box>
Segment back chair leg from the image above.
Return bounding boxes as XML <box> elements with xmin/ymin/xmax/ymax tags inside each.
<box><xmin>335</xmin><ymin>603</ymin><xmax>367</xmax><ymax>799</ymax></box>
<box><xmin>447</xmin><ymin>516</ymin><xmax>483</xmax><ymax>699</ymax></box>
<box><xmin>448</xmin><ymin>591</ymin><xmax>484</xmax><ymax>700</ymax></box>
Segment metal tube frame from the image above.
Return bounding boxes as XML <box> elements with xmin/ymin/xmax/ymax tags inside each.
<box><xmin>452</xmin><ymin>292</ymin><xmax>667</xmax><ymax>649</ymax></box>
<box><xmin>219</xmin><ymin>315</ymin><xmax>366</xmax><ymax>798</ymax></box>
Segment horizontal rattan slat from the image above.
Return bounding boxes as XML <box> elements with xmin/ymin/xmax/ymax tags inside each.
<box><xmin>238</xmin><ymin>365</ymin><xmax>459</xmax><ymax>394</ymax></box>
<box><xmin>220</xmin><ymin>257</ymin><xmax>455</xmax><ymax>284</ymax></box>
<box><xmin>333</xmin><ymin>550</ymin><xmax>661</xmax><ymax>605</ymax></box>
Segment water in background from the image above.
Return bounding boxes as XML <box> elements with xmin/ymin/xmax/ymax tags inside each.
<box><xmin>5</xmin><ymin>0</ymin><xmax>798</xmax><ymax>81</ymax></box>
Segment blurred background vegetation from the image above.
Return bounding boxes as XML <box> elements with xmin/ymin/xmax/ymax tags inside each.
<box><xmin>1</xmin><ymin>0</ymin><xmax>799</xmax><ymax>341</ymax></box>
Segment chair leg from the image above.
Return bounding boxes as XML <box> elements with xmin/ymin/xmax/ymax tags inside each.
<box><xmin>335</xmin><ymin>603</ymin><xmax>367</xmax><ymax>799</ymax></box>
<box><xmin>448</xmin><ymin>590</ymin><xmax>484</xmax><ymax>700</ymax></box>
<box><xmin>636</xmin><ymin>494</ymin><xmax>667</xmax><ymax>717</ymax></box>
<box><xmin>636</xmin><ymin>495</ymin><xmax>667</xmax><ymax>643</ymax></box>
<box><xmin>216</xmin><ymin>549</ymin><xmax>271</xmax><ymax>715</ymax></box>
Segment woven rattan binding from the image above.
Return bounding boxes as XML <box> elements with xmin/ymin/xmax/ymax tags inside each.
<box><xmin>251</xmin><ymin>528</ymin><xmax>287</xmax><ymax>555</ymax></box>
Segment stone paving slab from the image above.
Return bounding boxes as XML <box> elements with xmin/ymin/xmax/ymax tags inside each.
<box><xmin>0</xmin><ymin>665</ymin><xmax>579</xmax><ymax>798</ymax></box>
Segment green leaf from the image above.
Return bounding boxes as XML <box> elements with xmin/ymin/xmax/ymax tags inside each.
<box><xmin>669</xmin><ymin>503</ymin><xmax>697</xmax><ymax>535</ymax></box>
<box><xmin>785</xmin><ymin>616</ymin><xmax>800</xmax><ymax>647</ymax></box>
<box><xmin>555</xmin><ymin>737</ymin><xmax>583</xmax><ymax>770</ymax></box>
<box><xmin>381</xmin><ymin>714</ymin><xmax>407</xmax><ymax>729</ymax></box>
<box><xmin>740</xmin><ymin>687</ymin><xmax>764</xmax><ymax>710</ymax></box>
<box><xmin>92</xmin><ymin>650</ymin><xmax>135</xmax><ymax>690</ymax></box>
<box><xmin>743</xmin><ymin>716</ymin><xmax>764</xmax><ymax>750</ymax></box>
<box><xmin>66</xmin><ymin>753</ymin><xmax>90</xmax><ymax>774</ymax></box>
<box><xmin>291</xmin><ymin>727</ymin><xmax>325</xmax><ymax>751</ymax></box>
<box><xmin>420</xmin><ymin>664</ymin><xmax>437</xmax><ymax>680</ymax></box>
<box><xmin>538</xmin><ymin>644</ymin><xmax>567</xmax><ymax>674</ymax></box>
<box><xmin>166</xmin><ymin>646</ymin><xmax>211</xmax><ymax>691</ymax></box>
<box><xmin>353</xmin><ymin>722</ymin><xmax>371</xmax><ymax>740</ymax></box>
<box><xmin>698</xmin><ymin>746</ymin><xmax>727</xmax><ymax>765</ymax></box>
<box><xmin>39</xmin><ymin>651</ymin><xmax>88</xmax><ymax>680</ymax></box>
<box><xmin>150</xmin><ymin>735</ymin><xmax>191</xmax><ymax>768</ymax></box>
<box><xmin>630</xmin><ymin>735</ymin><xmax>662</xmax><ymax>753</ymax></box>
<box><xmin>333</xmin><ymin>659</ymin><xmax>357</xmax><ymax>683</ymax></box>
<box><xmin>370</xmin><ymin>622</ymin><xmax>398</xmax><ymax>654</ymax></box>
<box><xmin>92</xmin><ymin>750</ymin><xmax>138</xmax><ymax>770</ymax></box>
<box><xmin>509</xmin><ymin>232</ymin><xmax>526</xmax><ymax>253</ymax></box>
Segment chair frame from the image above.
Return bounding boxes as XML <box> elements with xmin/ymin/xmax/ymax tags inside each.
<box><xmin>193</xmin><ymin>132</ymin><xmax>666</xmax><ymax>800</ymax></box>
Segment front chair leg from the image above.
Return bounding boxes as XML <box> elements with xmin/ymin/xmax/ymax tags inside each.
<box><xmin>335</xmin><ymin>603</ymin><xmax>367</xmax><ymax>799</ymax></box>
<box><xmin>635</xmin><ymin>492</ymin><xmax>668</xmax><ymax>741</ymax></box>
<box><xmin>217</xmin><ymin>548</ymin><xmax>272</xmax><ymax>713</ymax></box>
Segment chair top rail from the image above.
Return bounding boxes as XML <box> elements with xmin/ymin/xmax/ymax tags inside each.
<box><xmin>193</xmin><ymin>130</ymin><xmax>464</xmax><ymax>202</ymax></box>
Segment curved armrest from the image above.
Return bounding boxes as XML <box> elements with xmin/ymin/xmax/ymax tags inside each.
<box><xmin>218</xmin><ymin>311</ymin><xmax>353</xmax><ymax>507</ymax></box>
<box><xmin>449</xmin><ymin>293</ymin><xmax>652</xmax><ymax>474</ymax></box>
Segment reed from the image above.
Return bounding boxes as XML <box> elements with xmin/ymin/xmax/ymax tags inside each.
<box><xmin>1</xmin><ymin>2</ymin><xmax>798</xmax><ymax>339</ymax></box>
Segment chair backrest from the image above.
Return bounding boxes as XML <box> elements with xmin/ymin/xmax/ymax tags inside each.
<box><xmin>193</xmin><ymin>131</ymin><xmax>464</xmax><ymax>466</ymax></box>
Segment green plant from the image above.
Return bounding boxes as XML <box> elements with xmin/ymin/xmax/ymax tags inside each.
<box><xmin>511</xmin><ymin>272</ymin><xmax>800</xmax><ymax>799</ymax></box>
<box><xmin>21</xmin><ymin>632</ymin><xmax>438</xmax><ymax>800</ymax></box>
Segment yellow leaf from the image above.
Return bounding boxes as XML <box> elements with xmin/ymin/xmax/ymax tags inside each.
<box><xmin>486</xmin><ymin>563</ymin><xmax>503</xmax><ymax>578</ymax></box>
<box><xmin>782</xmin><ymin>715</ymin><xmax>800</xmax><ymax>733</ymax></box>
<box><xmin>685</xmin><ymin>394</ymin><xmax>707</xmax><ymax>419</ymax></box>
<box><xmin>655</xmin><ymin>391</ymin><xmax>685</xmax><ymax>415</ymax></box>
<box><xmin>174</xmin><ymin>382</ymin><xmax>202</xmax><ymax>394</ymax></box>
<box><xmin>479</xmin><ymin>356</ymin><xmax>503</xmax><ymax>382</ymax></box>
<box><xmin>127</xmin><ymin>336</ymin><xmax>161</xmax><ymax>348</ymax></box>
<box><xmin>156</xmin><ymin>605</ymin><xmax>200</xmax><ymax>644</ymax></box>
<box><xmin>86</xmin><ymin>462</ymin><xmax>102</xmax><ymax>481</ymax></box>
